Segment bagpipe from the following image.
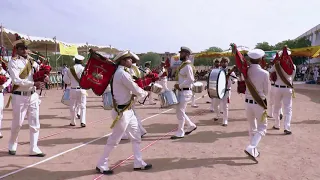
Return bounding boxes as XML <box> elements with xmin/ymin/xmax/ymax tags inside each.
<box><xmin>29</xmin><ymin>51</ymin><xmax>52</xmax><ymax>82</ymax></box>
<box><xmin>135</xmin><ymin>67</ymin><xmax>159</xmax><ymax>90</ymax></box>
<box><xmin>230</xmin><ymin>43</ymin><xmax>248</xmax><ymax>94</ymax></box>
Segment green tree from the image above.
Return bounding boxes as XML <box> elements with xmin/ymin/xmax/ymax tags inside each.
<box><xmin>139</xmin><ymin>52</ymin><xmax>162</xmax><ymax>68</ymax></box>
<box><xmin>255</xmin><ymin>42</ymin><xmax>274</xmax><ymax>51</ymax></box>
<box><xmin>206</xmin><ymin>46</ymin><xmax>223</xmax><ymax>52</ymax></box>
<box><xmin>194</xmin><ymin>46</ymin><xmax>224</xmax><ymax>66</ymax></box>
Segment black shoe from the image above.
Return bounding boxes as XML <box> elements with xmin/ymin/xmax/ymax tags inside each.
<box><xmin>29</xmin><ymin>153</ymin><xmax>46</xmax><ymax>157</ymax></box>
<box><xmin>77</xmin><ymin>114</ymin><xmax>80</xmax><ymax>119</ymax></box>
<box><xmin>272</xmin><ymin>126</ymin><xmax>280</xmax><ymax>130</ymax></box>
<box><xmin>185</xmin><ymin>126</ymin><xmax>197</xmax><ymax>135</ymax></box>
<box><xmin>81</xmin><ymin>123</ymin><xmax>86</xmax><ymax>127</ymax></box>
<box><xmin>221</xmin><ymin>124</ymin><xmax>227</xmax><ymax>127</ymax></box>
<box><xmin>213</xmin><ymin>118</ymin><xmax>218</xmax><ymax>121</ymax></box>
<box><xmin>96</xmin><ymin>167</ymin><xmax>113</xmax><ymax>175</ymax></box>
<box><xmin>133</xmin><ymin>164</ymin><xmax>152</xmax><ymax>171</ymax></box>
<box><xmin>141</xmin><ymin>132</ymin><xmax>147</xmax><ymax>138</ymax></box>
<box><xmin>244</xmin><ymin>150</ymin><xmax>258</xmax><ymax>163</ymax></box>
<box><xmin>70</xmin><ymin>123</ymin><xmax>76</xmax><ymax>126</ymax></box>
<box><xmin>0</xmin><ymin>135</ymin><xmax>3</xmax><ymax>139</ymax></box>
<box><xmin>170</xmin><ymin>136</ymin><xmax>184</xmax><ymax>140</ymax></box>
<box><xmin>280</xmin><ymin>114</ymin><xmax>283</xmax><ymax>120</ymax></box>
<box><xmin>284</xmin><ymin>130</ymin><xmax>292</xmax><ymax>135</ymax></box>
<box><xmin>8</xmin><ymin>150</ymin><xmax>16</xmax><ymax>155</ymax></box>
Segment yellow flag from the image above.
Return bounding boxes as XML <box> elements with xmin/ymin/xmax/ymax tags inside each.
<box><xmin>59</xmin><ymin>43</ymin><xmax>78</xmax><ymax>56</ymax></box>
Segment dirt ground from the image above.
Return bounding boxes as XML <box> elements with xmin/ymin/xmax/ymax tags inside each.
<box><xmin>0</xmin><ymin>81</ymin><xmax>319</xmax><ymax>180</ymax></box>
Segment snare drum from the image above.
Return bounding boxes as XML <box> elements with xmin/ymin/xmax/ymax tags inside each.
<box><xmin>151</xmin><ymin>83</ymin><xmax>163</xmax><ymax>94</ymax></box>
<box><xmin>207</xmin><ymin>69</ymin><xmax>227</xmax><ymax>99</ymax></box>
<box><xmin>102</xmin><ymin>92</ymin><xmax>113</xmax><ymax>110</ymax></box>
<box><xmin>61</xmin><ymin>89</ymin><xmax>71</xmax><ymax>106</ymax></box>
<box><xmin>192</xmin><ymin>82</ymin><xmax>204</xmax><ymax>93</ymax></box>
<box><xmin>159</xmin><ymin>90</ymin><xmax>179</xmax><ymax>108</ymax></box>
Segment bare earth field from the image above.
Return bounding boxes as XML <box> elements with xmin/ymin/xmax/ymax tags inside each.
<box><xmin>0</xmin><ymin>81</ymin><xmax>319</xmax><ymax>180</ymax></box>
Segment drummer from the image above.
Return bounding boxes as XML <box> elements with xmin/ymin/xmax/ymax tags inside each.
<box><xmin>219</xmin><ymin>57</ymin><xmax>237</xmax><ymax>126</ymax></box>
<box><xmin>171</xmin><ymin>46</ymin><xmax>197</xmax><ymax>139</ymax></box>
<box><xmin>208</xmin><ymin>59</ymin><xmax>222</xmax><ymax>120</ymax></box>
<box><xmin>144</xmin><ymin>61</ymin><xmax>156</xmax><ymax>105</ymax></box>
<box><xmin>157</xmin><ymin>60</ymin><xmax>169</xmax><ymax>91</ymax></box>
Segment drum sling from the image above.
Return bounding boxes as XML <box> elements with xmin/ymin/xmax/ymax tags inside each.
<box><xmin>245</xmin><ymin>77</ymin><xmax>268</xmax><ymax>123</ymax></box>
<box><xmin>109</xmin><ymin>74</ymin><xmax>135</xmax><ymax>129</ymax></box>
<box><xmin>274</xmin><ymin>63</ymin><xmax>295</xmax><ymax>98</ymax></box>
<box><xmin>5</xmin><ymin>59</ymin><xmax>33</xmax><ymax>108</ymax></box>
<box><xmin>175</xmin><ymin>61</ymin><xmax>195</xmax><ymax>81</ymax></box>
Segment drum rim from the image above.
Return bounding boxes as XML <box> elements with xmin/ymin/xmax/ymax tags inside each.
<box><xmin>217</xmin><ymin>69</ymin><xmax>227</xmax><ymax>99</ymax></box>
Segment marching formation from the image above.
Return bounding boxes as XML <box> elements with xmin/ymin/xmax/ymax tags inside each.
<box><xmin>0</xmin><ymin>38</ymin><xmax>297</xmax><ymax>175</ymax></box>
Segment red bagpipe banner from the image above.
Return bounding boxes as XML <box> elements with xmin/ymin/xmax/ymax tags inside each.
<box><xmin>270</xmin><ymin>53</ymin><xmax>280</xmax><ymax>82</ymax></box>
<box><xmin>79</xmin><ymin>49</ymin><xmax>117</xmax><ymax>96</ymax></box>
<box><xmin>279</xmin><ymin>46</ymin><xmax>295</xmax><ymax>75</ymax></box>
<box><xmin>230</xmin><ymin>43</ymin><xmax>248</xmax><ymax>94</ymax></box>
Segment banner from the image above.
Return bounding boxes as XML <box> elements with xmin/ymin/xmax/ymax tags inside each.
<box><xmin>59</xmin><ymin>43</ymin><xmax>78</xmax><ymax>56</ymax></box>
<box><xmin>264</xmin><ymin>51</ymin><xmax>277</xmax><ymax>60</ymax></box>
<box><xmin>170</xmin><ymin>55</ymin><xmax>195</xmax><ymax>68</ymax></box>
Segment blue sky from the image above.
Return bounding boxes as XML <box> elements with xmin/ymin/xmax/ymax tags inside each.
<box><xmin>1</xmin><ymin>0</ymin><xmax>319</xmax><ymax>53</ymax></box>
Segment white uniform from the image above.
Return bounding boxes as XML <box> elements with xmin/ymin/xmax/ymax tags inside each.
<box><xmin>267</xmin><ymin>67</ymin><xmax>283</xmax><ymax>117</ymax></box>
<box><xmin>8</xmin><ymin>56</ymin><xmax>43</xmax><ymax>155</ymax></box>
<box><xmin>220</xmin><ymin>68</ymin><xmax>237</xmax><ymax>125</ymax></box>
<box><xmin>157</xmin><ymin>66</ymin><xmax>169</xmax><ymax>91</ymax></box>
<box><xmin>269</xmin><ymin>64</ymin><xmax>296</xmax><ymax>131</ymax></box>
<box><xmin>174</xmin><ymin>60</ymin><xmax>197</xmax><ymax>137</ymax></box>
<box><xmin>245</xmin><ymin>64</ymin><xmax>270</xmax><ymax>157</ymax></box>
<box><xmin>97</xmin><ymin>65</ymin><xmax>149</xmax><ymax>171</ymax></box>
<box><xmin>144</xmin><ymin>67</ymin><xmax>155</xmax><ymax>105</ymax></box>
<box><xmin>63</xmin><ymin>64</ymin><xmax>87</xmax><ymax>126</ymax></box>
<box><xmin>0</xmin><ymin>68</ymin><xmax>12</xmax><ymax>137</ymax></box>
<box><xmin>122</xmin><ymin>64</ymin><xmax>147</xmax><ymax>140</ymax></box>
<box><xmin>66</xmin><ymin>85</ymin><xmax>81</xmax><ymax>116</ymax></box>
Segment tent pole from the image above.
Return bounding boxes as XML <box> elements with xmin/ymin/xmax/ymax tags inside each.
<box><xmin>53</xmin><ymin>36</ymin><xmax>57</xmax><ymax>72</ymax></box>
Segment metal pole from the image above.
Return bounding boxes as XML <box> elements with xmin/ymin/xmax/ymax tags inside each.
<box><xmin>53</xmin><ymin>36</ymin><xmax>57</xmax><ymax>72</ymax></box>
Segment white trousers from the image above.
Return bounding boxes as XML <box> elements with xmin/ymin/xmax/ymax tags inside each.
<box><xmin>97</xmin><ymin>109</ymin><xmax>146</xmax><ymax>170</ymax></box>
<box><xmin>211</xmin><ymin>98</ymin><xmax>221</xmax><ymax>118</ymax></box>
<box><xmin>220</xmin><ymin>91</ymin><xmax>230</xmax><ymax>124</ymax></box>
<box><xmin>8</xmin><ymin>93</ymin><xmax>42</xmax><ymax>154</ymax></box>
<box><xmin>158</xmin><ymin>78</ymin><xmax>169</xmax><ymax>91</ymax></box>
<box><xmin>175</xmin><ymin>90</ymin><xmax>196</xmax><ymax>137</ymax></box>
<box><xmin>273</xmin><ymin>87</ymin><xmax>293</xmax><ymax>130</ymax></box>
<box><xmin>245</xmin><ymin>102</ymin><xmax>268</xmax><ymax>157</ymax></box>
<box><xmin>0</xmin><ymin>93</ymin><xmax>3</xmax><ymax>135</ymax></box>
<box><xmin>191</xmin><ymin>93</ymin><xmax>196</xmax><ymax>106</ymax></box>
<box><xmin>70</xmin><ymin>89</ymin><xmax>86</xmax><ymax>125</ymax></box>
<box><xmin>122</xmin><ymin>105</ymin><xmax>147</xmax><ymax>139</ymax></box>
<box><xmin>267</xmin><ymin>85</ymin><xmax>283</xmax><ymax>117</ymax></box>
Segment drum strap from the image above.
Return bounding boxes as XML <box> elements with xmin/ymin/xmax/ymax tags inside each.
<box><xmin>5</xmin><ymin>59</ymin><xmax>33</xmax><ymax>108</ymax></box>
<box><xmin>175</xmin><ymin>62</ymin><xmax>195</xmax><ymax>81</ymax></box>
<box><xmin>70</xmin><ymin>66</ymin><xmax>80</xmax><ymax>83</ymax></box>
<box><xmin>275</xmin><ymin>63</ymin><xmax>295</xmax><ymax>98</ymax></box>
<box><xmin>131</xmin><ymin>65</ymin><xmax>141</xmax><ymax>78</ymax></box>
<box><xmin>245</xmin><ymin>77</ymin><xmax>267</xmax><ymax>123</ymax></box>
<box><xmin>109</xmin><ymin>73</ymin><xmax>135</xmax><ymax>129</ymax></box>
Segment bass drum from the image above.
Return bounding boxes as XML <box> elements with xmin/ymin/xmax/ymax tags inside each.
<box><xmin>207</xmin><ymin>69</ymin><xmax>227</xmax><ymax>99</ymax></box>
<box><xmin>159</xmin><ymin>90</ymin><xmax>178</xmax><ymax>108</ymax></box>
<box><xmin>102</xmin><ymin>92</ymin><xmax>113</xmax><ymax>110</ymax></box>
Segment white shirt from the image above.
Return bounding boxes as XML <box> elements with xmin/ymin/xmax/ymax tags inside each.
<box><xmin>112</xmin><ymin>65</ymin><xmax>148</xmax><ymax>105</ymax></box>
<box><xmin>269</xmin><ymin>64</ymin><xmax>296</xmax><ymax>86</ymax></box>
<box><xmin>245</xmin><ymin>64</ymin><xmax>270</xmax><ymax>100</ymax></box>
<box><xmin>221</xmin><ymin>67</ymin><xmax>237</xmax><ymax>89</ymax></box>
<box><xmin>63</xmin><ymin>64</ymin><xmax>84</xmax><ymax>88</ymax></box>
<box><xmin>158</xmin><ymin>66</ymin><xmax>168</xmax><ymax>80</ymax></box>
<box><xmin>0</xmin><ymin>68</ymin><xmax>12</xmax><ymax>89</ymax></box>
<box><xmin>178</xmin><ymin>60</ymin><xmax>195</xmax><ymax>89</ymax></box>
<box><xmin>8</xmin><ymin>55</ymin><xmax>39</xmax><ymax>91</ymax></box>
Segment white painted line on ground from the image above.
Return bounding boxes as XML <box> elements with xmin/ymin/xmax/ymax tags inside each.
<box><xmin>0</xmin><ymin>95</ymin><xmax>206</xmax><ymax>179</ymax></box>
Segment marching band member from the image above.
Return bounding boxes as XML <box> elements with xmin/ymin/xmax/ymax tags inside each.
<box><xmin>121</xmin><ymin>53</ymin><xmax>147</xmax><ymax>140</ymax></box>
<box><xmin>219</xmin><ymin>57</ymin><xmax>237</xmax><ymax>126</ymax></box>
<box><xmin>171</xmin><ymin>46</ymin><xmax>197</xmax><ymax>139</ymax></box>
<box><xmin>63</xmin><ymin>55</ymin><xmax>87</xmax><ymax>127</ymax></box>
<box><xmin>269</xmin><ymin>48</ymin><xmax>296</xmax><ymax>134</ymax></box>
<box><xmin>144</xmin><ymin>61</ymin><xmax>156</xmax><ymax>105</ymax></box>
<box><xmin>7</xmin><ymin>39</ymin><xmax>47</xmax><ymax>157</ymax></box>
<box><xmin>244</xmin><ymin>49</ymin><xmax>270</xmax><ymax>161</ymax></box>
<box><xmin>96</xmin><ymin>50</ymin><xmax>152</xmax><ymax>174</ymax></box>
<box><xmin>267</xmin><ymin>57</ymin><xmax>283</xmax><ymax>119</ymax></box>
<box><xmin>0</xmin><ymin>64</ymin><xmax>12</xmax><ymax>138</ymax></box>
<box><xmin>210</xmin><ymin>59</ymin><xmax>222</xmax><ymax>120</ymax></box>
<box><xmin>157</xmin><ymin>60</ymin><xmax>169</xmax><ymax>91</ymax></box>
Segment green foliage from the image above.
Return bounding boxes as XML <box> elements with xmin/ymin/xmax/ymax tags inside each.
<box><xmin>255</xmin><ymin>37</ymin><xmax>312</xmax><ymax>64</ymax></box>
<box><xmin>205</xmin><ymin>46</ymin><xmax>223</xmax><ymax>52</ymax></box>
<box><xmin>139</xmin><ymin>52</ymin><xmax>162</xmax><ymax>68</ymax></box>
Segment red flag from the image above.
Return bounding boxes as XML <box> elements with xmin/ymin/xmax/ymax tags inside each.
<box><xmin>280</xmin><ymin>46</ymin><xmax>294</xmax><ymax>75</ymax></box>
<box><xmin>165</xmin><ymin>57</ymin><xmax>170</xmax><ymax>68</ymax></box>
<box><xmin>230</xmin><ymin>43</ymin><xmax>248</xmax><ymax>78</ymax></box>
